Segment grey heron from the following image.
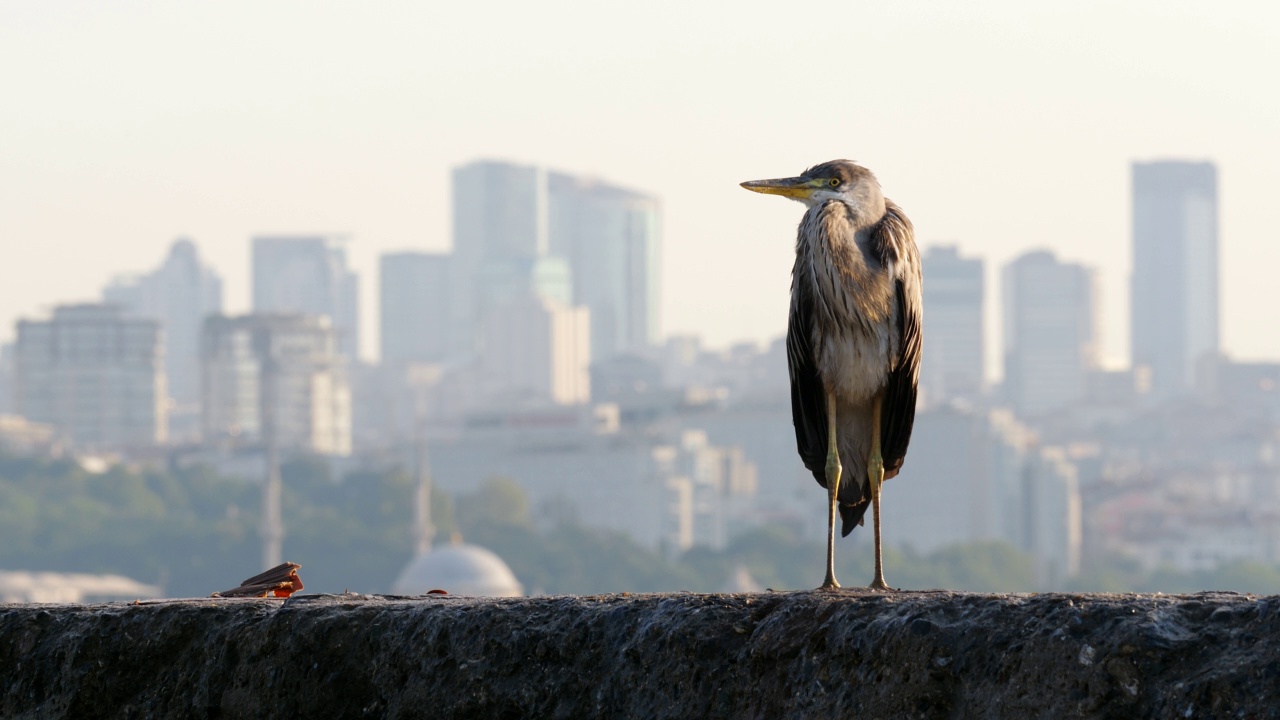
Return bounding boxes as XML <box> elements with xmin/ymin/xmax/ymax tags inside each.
<box><xmin>741</xmin><ymin>159</ymin><xmax>922</xmax><ymax>590</ymax></box>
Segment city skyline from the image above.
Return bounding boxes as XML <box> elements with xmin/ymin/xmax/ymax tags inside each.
<box><xmin>2</xmin><ymin>2</ymin><xmax>1278</xmax><ymax>374</ymax></box>
<box><xmin>0</xmin><ymin>151</ymin><xmax>1258</xmax><ymax>376</ymax></box>
<box><xmin>0</xmin><ymin>153</ymin><xmax>1245</xmax><ymax>386</ymax></box>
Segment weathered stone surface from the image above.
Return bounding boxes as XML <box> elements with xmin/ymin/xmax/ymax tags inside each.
<box><xmin>2</xmin><ymin>590</ymin><xmax>1277</xmax><ymax>719</ymax></box>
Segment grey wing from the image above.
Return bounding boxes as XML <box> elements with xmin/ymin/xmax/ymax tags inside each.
<box><xmin>786</xmin><ymin>281</ymin><xmax>829</xmax><ymax>487</ymax></box>
<box><xmin>877</xmin><ymin>205</ymin><xmax>922</xmax><ymax>477</ymax></box>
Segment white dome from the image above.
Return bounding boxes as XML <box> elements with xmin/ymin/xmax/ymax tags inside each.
<box><xmin>392</xmin><ymin>543</ymin><xmax>524</xmax><ymax>597</ymax></box>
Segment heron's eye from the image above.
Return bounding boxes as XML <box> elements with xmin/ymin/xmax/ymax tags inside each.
<box><xmin>828</xmin><ymin>178</ymin><xmax>840</xmax><ymax>187</ymax></box>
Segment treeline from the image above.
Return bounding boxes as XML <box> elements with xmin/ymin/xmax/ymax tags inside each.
<box><xmin>2</xmin><ymin>452</ymin><xmax>1278</xmax><ymax>597</ymax></box>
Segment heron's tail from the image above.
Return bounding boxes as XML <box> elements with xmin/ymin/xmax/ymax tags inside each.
<box><xmin>839</xmin><ymin>499</ymin><xmax>870</xmax><ymax>537</ymax></box>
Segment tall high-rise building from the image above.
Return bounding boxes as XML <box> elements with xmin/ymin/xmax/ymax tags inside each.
<box><xmin>1131</xmin><ymin>160</ymin><xmax>1219</xmax><ymax>396</ymax></box>
<box><xmin>201</xmin><ymin>314</ymin><xmax>351</xmax><ymax>456</ymax></box>
<box><xmin>450</xmin><ymin>160</ymin><xmax>661</xmax><ymax>362</ymax></box>
<box><xmin>14</xmin><ymin>304</ymin><xmax>166</xmax><ymax>450</ymax></box>
<box><xmin>103</xmin><ymin>238</ymin><xmax>223</xmax><ymax>408</ymax></box>
<box><xmin>1003</xmin><ymin>250</ymin><xmax>1098</xmax><ymax>417</ymax></box>
<box><xmin>451</xmin><ymin>161</ymin><xmax>550</xmax><ymax>357</ymax></box>
<box><xmin>550</xmin><ymin>173</ymin><xmax>661</xmax><ymax>361</ymax></box>
<box><xmin>379</xmin><ymin>252</ymin><xmax>452</xmax><ymax>365</ymax></box>
<box><xmin>252</xmin><ymin>236</ymin><xmax>360</xmax><ymax>362</ymax></box>
<box><xmin>920</xmin><ymin>245</ymin><xmax>984</xmax><ymax>404</ymax></box>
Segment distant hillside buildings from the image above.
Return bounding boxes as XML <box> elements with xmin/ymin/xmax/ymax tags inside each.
<box><xmin>424</xmin><ymin>411</ymin><xmax>756</xmax><ymax>553</ymax></box>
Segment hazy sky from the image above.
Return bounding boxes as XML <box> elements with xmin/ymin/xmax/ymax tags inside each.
<box><xmin>2</xmin><ymin>1</ymin><xmax>1277</xmax><ymax>375</ymax></box>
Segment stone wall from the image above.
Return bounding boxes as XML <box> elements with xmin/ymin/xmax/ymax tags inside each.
<box><xmin>2</xmin><ymin>590</ymin><xmax>1277</xmax><ymax>718</ymax></box>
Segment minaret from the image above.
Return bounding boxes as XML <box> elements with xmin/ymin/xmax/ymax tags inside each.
<box><xmin>261</xmin><ymin>352</ymin><xmax>283</xmax><ymax>569</ymax></box>
<box><xmin>412</xmin><ymin>417</ymin><xmax>435</xmax><ymax>557</ymax></box>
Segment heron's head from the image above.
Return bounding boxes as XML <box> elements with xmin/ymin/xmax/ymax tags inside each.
<box><xmin>741</xmin><ymin>159</ymin><xmax>883</xmax><ymax>213</ymax></box>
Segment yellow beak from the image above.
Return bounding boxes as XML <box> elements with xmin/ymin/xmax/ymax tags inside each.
<box><xmin>740</xmin><ymin>176</ymin><xmax>820</xmax><ymax>199</ymax></box>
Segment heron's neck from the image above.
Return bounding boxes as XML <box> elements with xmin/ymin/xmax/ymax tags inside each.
<box><xmin>845</xmin><ymin>193</ymin><xmax>885</xmax><ymax>224</ymax></box>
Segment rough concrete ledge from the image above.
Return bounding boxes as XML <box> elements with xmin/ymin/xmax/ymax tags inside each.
<box><xmin>2</xmin><ymin>590</ymin><xmax>1277</xmax><ymax>719</ymax></box>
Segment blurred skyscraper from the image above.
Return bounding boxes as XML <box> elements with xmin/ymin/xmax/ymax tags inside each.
<box><xmin>1131</xmin><ymin>160</ymin><xmax>1219</xmax><ymax>397</ymax></box>
<box><xmin>201</xmin><ymin>314</ymin><xmax>351</xmax><ymax>456</ymax></box>
<box><xmin>379</xmin><ymin>252</ymin><xmax>451</xmax><ymax>365</ymax></box>
<box><xmin>252</xmin><ymin>236</ymin><xmax>360</xmax><ymax>362</ymax></box>
<box><xmin>549</xmin><ymin>172</ymin><xmax>661</xmax><ymax>361</ymax></box>
<box><xmin>103</xmin><ymin>238</ymin><xmax>223</xmax><ymax>410</ymax></box>
<box><xmin>451</xmin><ymin>160</ymin><xmax>660</xmax><ymax>363</ymax></box>
<box><xmin>451</xmin><ymin>161</ymin><xmax>550</xmax><ymax>358</ymax></box>
<box><xmin>1002</xmin><ymin>250</ymin><xmax>1098</xmax><ymax>417</ymax></box>
<box><xmin>920</xmin><ymin>245</ymin><xmax>985</xmax><ymax>404</ymax></box>
<box><xmin>14</xmin><ymin>304</ymin><xmax>166</xmax><ymax>450</ymax></box>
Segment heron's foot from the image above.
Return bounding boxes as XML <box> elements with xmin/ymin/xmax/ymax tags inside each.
<box><xmin>868</xmin><ymin>577</ymin><xmax>893</xmax><ymax>592</ymax></box>
<box><xmin>820</xmin><ymin>576</ymin><xmax>841</xmax><ymax>590</ymax></box>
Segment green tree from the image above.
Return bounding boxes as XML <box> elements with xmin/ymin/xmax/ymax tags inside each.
<box><xmin>455</xmin><ymin>476</ymin><xmax>532</xmax><ymax>531</ymax></box>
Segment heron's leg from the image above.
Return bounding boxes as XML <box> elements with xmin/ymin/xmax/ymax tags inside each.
<box><xmin>822</xmin><ymin>390</ymin><xmax>841</xmax><ymax>589</ymax></box>
<box><xmin>868</xmin><ymin>394</ymin><xmax>890</xmax><ymax>591</ymax></box>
